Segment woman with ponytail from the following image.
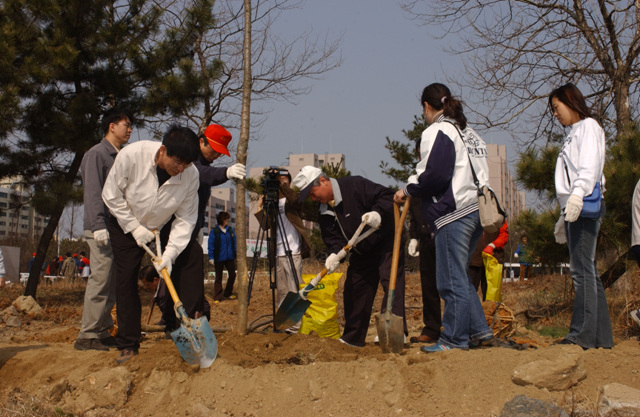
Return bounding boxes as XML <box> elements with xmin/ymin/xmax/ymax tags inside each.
<box><xmin>394</xmin><ymin>83</ymin><xmax>494</xmax><ymax>352</ymax></box>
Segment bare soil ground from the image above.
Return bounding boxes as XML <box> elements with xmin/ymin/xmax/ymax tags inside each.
<box><xmin>1</xmin><ymin>261</ymin><xmax>640</xmax><ymax>417</ymax></box>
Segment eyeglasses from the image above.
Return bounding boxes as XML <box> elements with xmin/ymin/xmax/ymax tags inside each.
<box><xmin>169</xmin><ymin>156</ymin><xmax>192</xmax><ymax>169</ymax></box>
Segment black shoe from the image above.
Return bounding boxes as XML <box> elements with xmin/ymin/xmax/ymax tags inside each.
<box><xmin>116</xmin><ymin>348</ymin><xmax>138</xmax><ymax>364</ymax></box>
<box><xmin>555</xmin><ymin>338</ymin><xmax>575</xmax><ymax>345</ymax></box>
<box><xmin>74</xmin><ymin>338</ymin><xmax>110</xmax><ymax>351</ymax></box>
<box><xmin>100</xmin><ymin>336</ymin><xmax>117</xmax><ymax>347</ymax></box>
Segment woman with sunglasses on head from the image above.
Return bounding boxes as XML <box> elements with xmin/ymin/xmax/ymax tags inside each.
<box><xmin>550</xmin><ymin>82</ymin><xmax>613</xmax><ymax>349</ymax></box>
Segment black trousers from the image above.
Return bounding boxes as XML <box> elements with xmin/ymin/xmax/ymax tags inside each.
<box><xmin>213</xmin><ymin>259</ymin><xmax>236</xmax><ymax>301</ymax></box>
<box><xmin>158</xmin><ymin>227</ymin><xmax>209</xmax><ymax>331</ymax></box>
<box><xmin>418</xmin><ymin>237</ymin><xmax>441</xmax><ymax>339</ymax></box>
<box><xmin>342</xmin><ymin>237</ymin><xmax>407</xmax><ymax>347</ymax></box>
<box><xmin>108</xmin><ymin>216</ymin><xmax>144</xmax><ymax>351</ymax></box>
<box><xmin>468</xmin><ymin>265</ymin><xmax>487</xmax><ymax>301</ymax></box>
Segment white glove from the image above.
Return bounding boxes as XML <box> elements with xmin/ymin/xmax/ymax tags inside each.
<box><xmin>208</xmin><ymin>259</ymin><xmax>215</xmax><ymax>266</ymax></box>
<box><xmin>226</xmin><ymin>163</ymin><xmax>246</xmax><ymax>180</ymax></box>
<box><xmin>131</xmin><ymin>226</ymin><xmax>154</xmax><ymax>247</ymax></box>
<box><xmin>408</xmin><ymin>239</ymin><xmax>420</xmax><ymax>257</ymax></box>
<box><xmin>93</xmin><ymin>229</ymin><xmax>109</xmax><ymax>247</ymax></box>
<box><xmin>514</xmin><ymin>253</ymin><xmax>519</xmax><ymax>259</ymax></box>
<box><xmin>564</xmin><ymin>194</ymin><xmax>583</xmax><ymax>223</ymax></box>
<box><xmin>155</xmin><ymin>254</ymin><xmax>173</xmax><ymax>277</ymax></box>
<box><xmin>362</xmin><ymin>211</ymin><xmax>381</xmax><ymax>228</ymax></box>
<box><xmin>554</xmin><ymin>216</ymin><xmax>567</xmax><ymax>244</ymax></box>
<box><xmin>325</xmin><ymin>253</ymin><xmax>342</xmax><ymax>273</ymax></box>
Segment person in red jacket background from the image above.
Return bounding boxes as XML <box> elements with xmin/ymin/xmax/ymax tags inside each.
<box><xmin>467</xmin><ymin>220</ymin><xmax>509</xmax><ymax>300</ymax></box>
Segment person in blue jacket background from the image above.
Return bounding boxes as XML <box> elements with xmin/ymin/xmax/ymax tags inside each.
<box><xmin>208</xmin><ymin>211</ymin><xmax>237</xmax><ymax>302</ymax></box>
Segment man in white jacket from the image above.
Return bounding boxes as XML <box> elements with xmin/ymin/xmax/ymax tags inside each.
<box><xmin>103</xmin><ymin>125</ymin><xmax>200</xmax><ymax>364</ymax></box>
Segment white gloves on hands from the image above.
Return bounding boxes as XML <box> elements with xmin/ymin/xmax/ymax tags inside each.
<box><xmin>93</xmin><ymin>229</ymin><xmax>109</xmax><ymax>247</ymax></box>
<box><xmin>554</xmin><ymin>216</ymin><xmax>567</xmax><ymax>244</ymax></box>
<box><xmin>325</xmin><ymin>251</ymin><xmax>345</xmax><ymax>273</ymax></box>
<box><xmin>514</xmin><ymin>253</ymin><xmax>519</xmax><ymax>259</ymax></box>
<box><xmin>362</xmin><ymin>211</ymin><xmax>381</xmax><ymax>228</ymax></box>
<box><xmin>155</xmin><ymin>254</ymin><xmax>173</xmax><ymax>277</ymax></box>
<box><xmin>226</xmin><ymin>163</ymin><xmax>246</xmax><ymax>180</ymax></box>
<box><xmin>564</xmin><ymin>194</ymin><xmax>583</xmax><ymax>223</ymax></box>
<box><xmin>208</xmin><ymin>259</ymin><xmax>215</xmax><ymax>266</ymax></box>
<box><xmin>408</xmin><ymin>239</ymin><xmax>420</xmax><ymax>257</ymax></box>
<box><xmin>131</xmin><ymin>226</ymin><xmax>154</xmax><ymax>247</ymax></box>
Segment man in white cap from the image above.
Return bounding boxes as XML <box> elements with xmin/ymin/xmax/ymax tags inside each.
<box><xmin>157</xmin><ymin>124</ymin><xmax>246</xmax><ymax>334</ymax></box>
<box><xmin>292</xmin><ymin>166</ymin><xmax>406</xmax><ymax>347</ymax></box>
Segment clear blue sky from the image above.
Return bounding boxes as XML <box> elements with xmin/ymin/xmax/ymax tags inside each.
<box><xmin>242</xmin><ymin>0</ymin><xmax>514</xmax><ymax>188</ymax></box>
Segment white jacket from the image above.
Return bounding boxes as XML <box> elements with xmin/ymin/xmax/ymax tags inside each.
<box><xmin>404</xmin><ymin>115</ymin><xmax>490</xmax><ymax>233</ymax></box>
<box><xmin>554</xmin><ymin>118</ymin><xmax>605</xmax><ymax>209</ymax></box>
<box><xmin>102</xmin><ymin>140</ymin><xmax>199</xmax><ymax>261</ymax></box>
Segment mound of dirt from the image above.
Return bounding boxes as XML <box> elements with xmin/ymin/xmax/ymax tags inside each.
<box><xmin>1</xmin><ymin>268</ymin><xmax>640</xmax><ymax>416</ymax></box>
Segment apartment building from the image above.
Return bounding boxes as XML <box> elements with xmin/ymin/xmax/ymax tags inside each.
<box><xmin>201</xmin><ymin>186</ymin><xmax>249</xmax><ymax>236</ymax></box>
<box><xmin>485</xmin><ymin>144</ymin><xmax>527</xmax><ymax>219</ymax></box>
<box><xmin>0</xmin><ymin>177</ymin><xmax>49</xmax><ymax>239</ymax></box>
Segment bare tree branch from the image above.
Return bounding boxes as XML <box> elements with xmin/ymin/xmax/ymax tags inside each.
<box><xmin>402</xmin><ymin>0</ymin><xmax>640</xmax><ymax>144</ymax></box>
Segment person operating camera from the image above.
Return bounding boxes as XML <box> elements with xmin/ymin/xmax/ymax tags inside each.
<box><xmin>255</xmin><ymin>168</ymin><xmax>311</xmax><ymax>333</ymax></box>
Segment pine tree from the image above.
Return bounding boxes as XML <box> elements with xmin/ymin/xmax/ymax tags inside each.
<box><xmin>379</xmin><ymin>114</ymin><xmax>428</xmax><ymax>186</ymax></box>
<box><xmin>0</xmin><ymin>0</ymin><xmax>215</xmax><ymax>297</ymax></box>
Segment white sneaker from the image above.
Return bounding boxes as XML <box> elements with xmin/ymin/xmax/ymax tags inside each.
<box><xmin>338</xmin><ymin>338</ymin><xmax>361</xmax><ymax>348</ymax></box>
<box><xmin>631</xmin><ymin>309</ymin><xmax>640</xmax><ymax>326</ymax></box>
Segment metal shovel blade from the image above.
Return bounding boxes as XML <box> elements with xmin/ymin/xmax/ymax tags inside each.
<box><xmin>274</xmin><ymin>291</ymin><xmax>311</xmax><ymax>330</ymax></box>
<box><xmin>374</xmin><ymin>310</ymin><xmax>404</xmax><ymax>354</ymax></box>
<box><xmin>171</xmin><ymin>315</ymin><xmax>218</xmax><ymax>368</ymax></box>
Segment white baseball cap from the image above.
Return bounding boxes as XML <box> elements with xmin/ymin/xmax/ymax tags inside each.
<box><xmin>292</xmin><ymin>166</ymin><xmax>323</xmax><ymax>201</ymax></box>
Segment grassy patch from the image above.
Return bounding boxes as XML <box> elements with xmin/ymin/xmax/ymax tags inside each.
<box><xmin>528</xmin><ymin>325</ymin><xmax>569</xmax><ymax>340</ymax></box>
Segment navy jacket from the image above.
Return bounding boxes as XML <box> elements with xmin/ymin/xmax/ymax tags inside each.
<box><xmin>318</xmin><ymin>176</ymin><xmax>394</xmax><ymax>256</ymax></box>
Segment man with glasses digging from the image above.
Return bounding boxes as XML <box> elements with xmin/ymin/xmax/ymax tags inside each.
<box><xmin>103</xmin><ymin>125</ymin><xmax>201</xmax><ymax>364</ymax></box>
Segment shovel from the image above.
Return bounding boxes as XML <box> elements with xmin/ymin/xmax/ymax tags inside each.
<box><xmin>375</xmin><ymin>199</ymin><xmax>410</xmax><ymax>353</ymax></box>
<box><xmin>142</xmin><ymin>240</ymin><xmax>217</xmax><ymax>368</ymax></box>
<box><xmin>274</xmin><ymin>220</ymin><xmax>379</xmax><ymax>330</ymax></box>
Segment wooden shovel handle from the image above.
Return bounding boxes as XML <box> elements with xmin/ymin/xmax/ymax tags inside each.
<box><xmin>389</xmin><ymin>199</ymin><xmax>410</xmax><ymax>291</ymax></box>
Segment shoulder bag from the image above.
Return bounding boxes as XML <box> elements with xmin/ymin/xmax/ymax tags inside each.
<box><xmin>563</xmin><ymin>158</ymin><xmax>602</xmax><ymax>219</ymax></box>
<box><xmin>445</xmin><ymin>121</ymin><xmax>506</xmax><ymax>233</ymax></box>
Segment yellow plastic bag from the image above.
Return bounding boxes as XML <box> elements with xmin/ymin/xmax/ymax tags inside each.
<box><xmin>299</xmin><ymin>272</ymin><xmax>342</xmax><ymax>339</ymax></box>
<box><xmin>482</xmin><ymin>252</ymin><xmax>503</xmax><ymax>302</ymax></box>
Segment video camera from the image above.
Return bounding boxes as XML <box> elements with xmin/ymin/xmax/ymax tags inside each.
<box><xmin>261</xmin><ymin>166</ymin><xmax>289</xmax><ymax>202</ymax></box>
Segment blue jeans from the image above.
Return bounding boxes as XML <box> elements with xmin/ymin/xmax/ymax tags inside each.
<box><xmin>565</xmin><ymin>202</ymin><xmax>613</xmax><ymax>348</ymax></box>
<box><xmin>435</xmin><ymin>210</ymin><xmax>493</xmax><ymax>349</ymax></box>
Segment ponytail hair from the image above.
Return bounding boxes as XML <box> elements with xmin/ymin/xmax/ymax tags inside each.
<box><xmin>420</xmin><ymin>83</ymin><xmax>467</xmax><ymax>130</ymax></box>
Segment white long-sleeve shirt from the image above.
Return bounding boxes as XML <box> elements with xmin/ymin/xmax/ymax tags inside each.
<box><xmin>632</xmin><ymin>179</ymin><xmax>640</xmax><ymax>247</ymax></box>
<box><xmin>555</xmin><ymin>117</ymin><xmax>606</xmax><ymax>209</ymax></box>
<box><xmin>102</xmin><ymin>140</ymin><xmax>199</xmax><ymax>261</ymax></box>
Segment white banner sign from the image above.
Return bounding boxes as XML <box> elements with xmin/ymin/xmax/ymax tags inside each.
<box><xmin>246</xmin><ymin>239</ymin><xmax>268</xmax><ymax>258</ymax></box>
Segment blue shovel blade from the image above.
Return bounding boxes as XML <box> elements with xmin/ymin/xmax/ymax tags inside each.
<box><xmin>171</xmin><ymin>316</ymin><xmax>218</xmax><ymax>368</ymax></box>
<box><xmin>274</xmin><ymin>291</ymin><xmax>311</xmax><ymax>330</ymax></box>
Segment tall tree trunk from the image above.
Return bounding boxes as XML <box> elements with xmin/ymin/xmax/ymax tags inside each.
<box><xmin>236</xmin><ymin>0</ymin><xmax>252</xmax><ymax>335</ymax></box>
<box><xmin>613</xmin><ymin>79</ymin><xmax>632</xmax><ymax>134</ymax></box>
<box><xmin>24</xmin><ymin>151</ymin><xmax>84</xmax><ymax>298</ymax></box>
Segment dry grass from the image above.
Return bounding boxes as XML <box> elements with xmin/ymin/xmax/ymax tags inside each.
<box><xmin>0</xmin><ymin>389</ymin><xmax>65</xmax><ymax>417</ymax></box>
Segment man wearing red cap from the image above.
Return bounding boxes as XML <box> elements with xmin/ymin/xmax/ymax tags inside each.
<box><xmin>157</xmin><ymin>124</ymin><xmax>246</xmax><ymax>334</ymax></box>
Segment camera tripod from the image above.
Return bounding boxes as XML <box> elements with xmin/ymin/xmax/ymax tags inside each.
<box><xmin>247</xmin><ymin>194</ymin><xmax>301</xmax><ymax>332</ymax></box>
